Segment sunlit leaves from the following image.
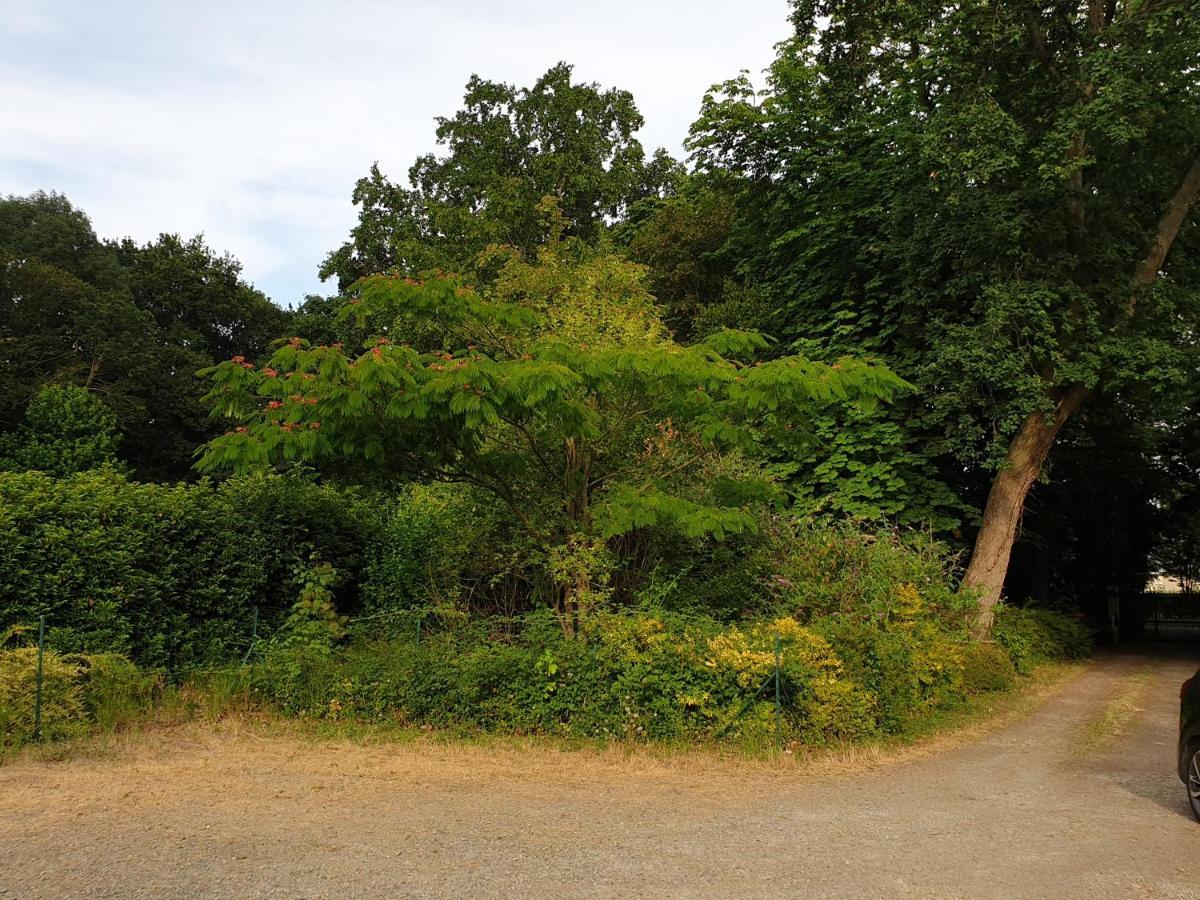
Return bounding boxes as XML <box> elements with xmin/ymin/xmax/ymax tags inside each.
<box><xmin>200</xmin><ymin>262</ymin><xmax>906</xmax><ymax>558</ymax></box>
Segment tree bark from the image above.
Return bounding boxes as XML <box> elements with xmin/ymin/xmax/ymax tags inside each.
<box><xmin>963</xmin><ymin>151</ymin><xmax>1200</xmax><ymax>636</ymax></box>
<box><xmin>963</xmin><ymin>385</ymin><xmax>1088</xmax><ymax>636</ymax></box>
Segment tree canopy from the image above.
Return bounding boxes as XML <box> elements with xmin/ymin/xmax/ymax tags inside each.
<box><xmin>686</xmin><ymin>0</ymin><xmax>1200</xmax><ymax>627</ymax></box>
<box><xmin>0</xmin><ymin>192</ymin><xmax>288</xmax><ymax>478</ymax></box>
<box><xmin>200</xmin><ymin>237</ymin><xmax>906</xmax><ymax>633</ymax></box>
<box><xmin>321</xmin><ymin>63</ymin><xmax>680</xmax><ymax>290</ymax></box>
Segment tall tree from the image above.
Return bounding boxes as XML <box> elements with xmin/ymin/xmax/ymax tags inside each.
<box><xmin>0</xmin><ymin>192</ymin><xmax>291</xmax><ymax>479</ymax></box>
<box><xmin>322</xmin><ymin>63</ymin><xmax>680</xmax><ymax>289</ymax></box>
<box><xmin>690</xmin><ymin>0</ymin><xmax>1200</xmax><ymax>631</ymax></box>
<box><xmin>114</xmin><ymin>233</ymin><xmax>288</xmax><ymax>362</ymax></box>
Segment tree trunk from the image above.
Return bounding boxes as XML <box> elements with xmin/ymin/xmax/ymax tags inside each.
<box><xmin>963</xmin><ymin>385</ymin><xmax>1088</xmax><ymax>637</ymax></box>
<box><xmin>963</xmin><ymin>151</ymin><xmax>1200</xmax><ymax>637</ymax></box>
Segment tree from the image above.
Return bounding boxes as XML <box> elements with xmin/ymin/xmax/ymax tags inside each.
<box><xmin>321</xmin><ymin>63</ymin><xmax>680</xmax><ymax>289</ymax></box>
<box><xmin>0</xmin><ymin>192</ymin><xmax>293</xmax><ymax>479</ymax></box>
<box><xmin>0</xmin><ymin>384</ymin><xmax>120</xmax><ymax>476</ymax></box>
<box><xmin>199</xmin><ymin>238</ymin><xmax>906</xmax><ymax>635</ymax></box>
<box><xmin>689</xmin><ymin>0</ymin><xmax>1200</xmax><ymax>632</ymax></box>
<box><xmin>618</xmin><ymin>180</ymin><xmax>742</xmax><ymax>339</ymax></box>
<box><xmin>114</xmin><ymin>233</ymin><xmax>288</xmax><ymax>362</ymax></box>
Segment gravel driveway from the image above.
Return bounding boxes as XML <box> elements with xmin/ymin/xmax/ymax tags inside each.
<box><xmin>2</xmin><ymin>647</ymin><xmax>1198</xmax><ymax>899</ymax></box>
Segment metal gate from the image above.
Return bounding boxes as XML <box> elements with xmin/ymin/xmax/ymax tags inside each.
<box><xmin>1120</xmin><ymin>591</ymin><xmax>1200</xmax><ymax>641</ymax></box>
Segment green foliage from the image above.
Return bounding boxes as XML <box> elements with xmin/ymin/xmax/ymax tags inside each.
<box><xmin>961</xmin><ymin>643</ymin><xmax>1018</xmax><ymax>694</ymax></box>
<box><xmin>322</xmin><ymin>63</ymin><xmax>680</xmax><ymax>288</ymax></box>
<box><xmin>993</xmin><ymin>606</ymin><xmax>1094</xmax><ymax>674</ymax></box>
<box><xmin>0</xmin><ymin>640</ymin><xmax>159</xmax><ymax>750</ymax></box>
<box><xmin>764</xmin><ymin>519</ymin><xmax>972</xmax><ymax>626</ymax></box>
<box><xmin>360</xmin><ymin>482</ymin><xmax>529</xmax><ymax>619</ymax></box>
<box><xmin>281</xmin><ymin>560</ymin><xmax>347</xmax><ymax>653</ymax></box>
<box><xmin>200</xmin><ymin>241</ymin><xmax>907</xmax><ymax>634</ymax></box>
<box><xmin>0</xmin><ymin>647</ymin><xmax>86</xmax><ymax>747</ymax></box>
<box><xmin>113</xmin><ymin>232</ymin><xmax>288</xmax><ymax>362</ymax></box>
<box><xmin>251</xmin><ymin>601</ymin><xmax>1072</xmax><ymax>746</ymax></box>
<box><xmin>811</xmin><ymin>617</ymin><xmax>955</xmax><ymax>731</ymax></box>
<box><xmin>688</xmin><ymin>1</ymin><xmax>1200</xmax><ymax>599</ymax></box>
<box><xmin>0</xmin><ymin>191</ymin><xmax>289</xmax><ymax>480</ymax></box>
<box><xmin>691</xmin><ymin>1</ymin><xmax>1200</xmax><ymax>461</ymax></box>
<box><xmin>77</xmin><ymin>652</ymin><xmax>160</xmax><ymax>731</ymax></box>
<box><xmin>619</xmin><ymin>182</ymin><xmax>748</xmax><ymax>340</ymax></box>
<box><xmin>0</xmin><ymin>384</ymin><xmax>121</xmax><ymax>475</ymax></box>
<box><xmin>0</xmin><ymin>469</ymin><xmax>377</xmax><ymax>668</ymax></box>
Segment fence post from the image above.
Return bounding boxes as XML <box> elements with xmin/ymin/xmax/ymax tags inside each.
<box><xmin>415</xmin><ymin>615</ymin><xmax>422</xmax><ymax>647</ymax></box>
<box><xmin>33</xmin><ymin>614</ymin><xmax>46</xmax><ymax>741</ymax></box>
<box><xmin>241</xmin><ymin>607</ymin><xmax>259</xmax><ymax>665</ymax></box>
<box><xmin>773</xmin><ymin>634</ymin><xmax>782</xmax><ymax>752</ymax></box>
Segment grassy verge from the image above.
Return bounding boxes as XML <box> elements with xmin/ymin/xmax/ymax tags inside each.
<box><xmin>3</xmin><ymin>659</ymin><xmax>1086</xmax><ymax>776</ymax></box>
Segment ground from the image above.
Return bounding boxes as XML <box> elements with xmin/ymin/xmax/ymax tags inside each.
<box><xmin>1</xmin><ymin>647</ymin><xmax>1198</xmax><ymax>899</ymax></box>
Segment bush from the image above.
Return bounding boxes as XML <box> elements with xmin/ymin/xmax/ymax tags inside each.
<box><xmin>993</xmin><ymin>606</ymin><xmax>1093</xmax><ymax>674</ymax></box>
<box><xmin>0</xmin><ymin>646</ymin><xmax>86</xmax><ymax>747</ymax></box>
<box><xmin>361</xmin><ymin>482</ymin><xmax>535</xmax><ymax>621</ymax></box>
<box><xmin>0</xmin><ymin>469</ymin><xmax>378</xmax><ymax>668</ymax></box>
<box><xmin>250</xmin><ymin>610</ymin><xmax>998</xmax><ymax>747</ymax></box>
<box><xmin>77</xmin><ymin>653</ymin><xmax>161</xmax><ymax>730</ymax></box>
<box><xmin>812</xmin><ymin>616</ymin><xmax>968</xmax><ymax>731</ymax></box>
<box><xmin>765</xmin><ymin>520</ymin><xmax>972</xmax><ymax>628</ymax></box>
<box><xmin>961</xmin><ymin>643</ymin><xmax>1017</xmax><ymax>693</ymax></box>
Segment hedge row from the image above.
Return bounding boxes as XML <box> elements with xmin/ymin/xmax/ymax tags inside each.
<box><xmin>249</xmin><ymin>606</ymin><xmax>1091</xmax><ymax>746</ymax></box>
<box><xmin>0</xmin><ymin>470</ymin><xmax>377</xmax><ymax>668</ymax></box>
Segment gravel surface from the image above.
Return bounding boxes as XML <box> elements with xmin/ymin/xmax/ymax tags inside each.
<box><xmin>2</xmin><ymin>647</ymin><xmax>1198</xmax><ymax>899</ymax></box>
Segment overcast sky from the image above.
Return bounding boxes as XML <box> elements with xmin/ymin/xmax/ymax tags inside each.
<box><xmin>1</xmin><ymin>1</ymin><xmax>789</xmax><ymax>306</ymax></box>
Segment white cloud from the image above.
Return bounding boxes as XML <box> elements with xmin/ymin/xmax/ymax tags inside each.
<box><xmin>0</xmin><ymin>0</ymin><xmax>787</xmax><ymax>304</ymax></box>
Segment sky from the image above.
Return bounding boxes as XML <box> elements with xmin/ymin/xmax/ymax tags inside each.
<box><xmin>1</xmin><ymin>1</ymin><xmax>789</xmax><ymax>307</ymax></box>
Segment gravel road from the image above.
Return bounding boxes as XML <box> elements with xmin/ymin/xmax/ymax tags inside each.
<box><xmin>2</xmin><ymin>647</ymin><xmax>1198</xmax><ymax>899</ymax></box>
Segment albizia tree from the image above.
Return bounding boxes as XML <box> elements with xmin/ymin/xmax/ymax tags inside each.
<box><xmin>198</xmin><ymin>240</ymin><xmax>906</xmax><ymax>635</ymax></box>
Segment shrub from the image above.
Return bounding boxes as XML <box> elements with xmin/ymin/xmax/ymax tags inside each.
<box><xmin>250</xmin><ymin>611</ymin><xmax>991</xmax><ymax>747</ymax></box>
<box><xmin>765</xmin><ymin>520</ymin><xmax>972</xmax><ymax>628</ymax></box>
<box><xmin>0</xmin><ymin>384</ymin><xmax>121</xmax><ymax>476</ymax></box>
<box><xmin>0</xmin><ymin>469</ymin><xmax>377</xmax><ymax>668</ymax></box>
<box><xmin>812</xmin><ymin>616</ymin><xmax>968</xmax><ymax>732</ymax></box>
<box><xmin>0</xmin><ymin>643</ymin><xmax>163</xmax><ymax>749</ymax></box>
<box><xmin>0</xmin><ymin>647</ymin><xmax>86</xmax><ymax>747</ymax></box>
<box><xmin>361</xmin><ymin>483</ymin><xmax>530</xmax><ymax>620</ymax></box>
<box><xmin>961</xmin><ymin>643</ymin><xmax>1017</xmax><ymax>693</ymax></box>
<box><xmin>77</xmin><ymin>653</ymin><xmax>161</xmax><ymax>730</ymax></box>
<box><xmin>993</xmin><ymin>606</ymin><xmax>1093</xmax><ymax>674</ymax></box>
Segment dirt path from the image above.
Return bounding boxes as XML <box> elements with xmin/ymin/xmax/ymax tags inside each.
<box><xmin>2</xmin><ymin>648</ymin><xmax>1198</xmax><ymax>899</ymax></box>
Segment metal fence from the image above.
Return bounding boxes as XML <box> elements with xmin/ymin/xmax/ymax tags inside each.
<box><xmin>1119</xmin><ymin>591</ymin><xmax>1200</xmax><ymax>641</ymax></box>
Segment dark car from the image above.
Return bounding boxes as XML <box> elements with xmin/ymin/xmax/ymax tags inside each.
<box><xmin>1181</xmin><ymin>668</ymin><xmax>1200</xmax><ymax>821</ymax></box>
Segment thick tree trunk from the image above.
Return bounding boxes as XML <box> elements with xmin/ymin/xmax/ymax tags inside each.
<box><xmin>963</xmin><ymin>385</ymin><xmax>1088</xmax><ymax>637</ymax></box>
<box><xmin>963</xmin><ymin>152</ymin><xmax>1200</xmax><ymax>637</ymax></box>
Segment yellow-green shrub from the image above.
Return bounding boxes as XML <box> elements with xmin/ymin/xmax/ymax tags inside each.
<box><xmin>0</xmin><ymin>647</ymin><xmax>86</xmax><ymax>746</ymax></box>
<box><xmin>0</xmin><ymin>647</ymin><xmax>155</xmax><ymax>749</ymax></box>
<box><xmin>961</xmin><ymin>643</ymin><xmax>1017</xmax><ymax>693</ymax></box>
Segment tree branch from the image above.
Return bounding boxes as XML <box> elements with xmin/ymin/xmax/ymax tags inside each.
<box><xmin>1131</xmin><ymin>153</ymin><xmax>1200</xmax><ymax>305</ymax></box>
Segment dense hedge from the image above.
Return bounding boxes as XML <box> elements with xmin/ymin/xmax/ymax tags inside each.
<box><xmin>250</xmin><ymin>605</ymin><xmax>1090</xmax><ymax>746</ymax></box>
<box><xmin>0</xmin><ymin>468</ymin><xmax>1095</xmax><ymax>750</ymax></box>
<box><xmin>0</xmin><ymin>470</ymin><xmax>377</xmax><ymax>668</ymax></box>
